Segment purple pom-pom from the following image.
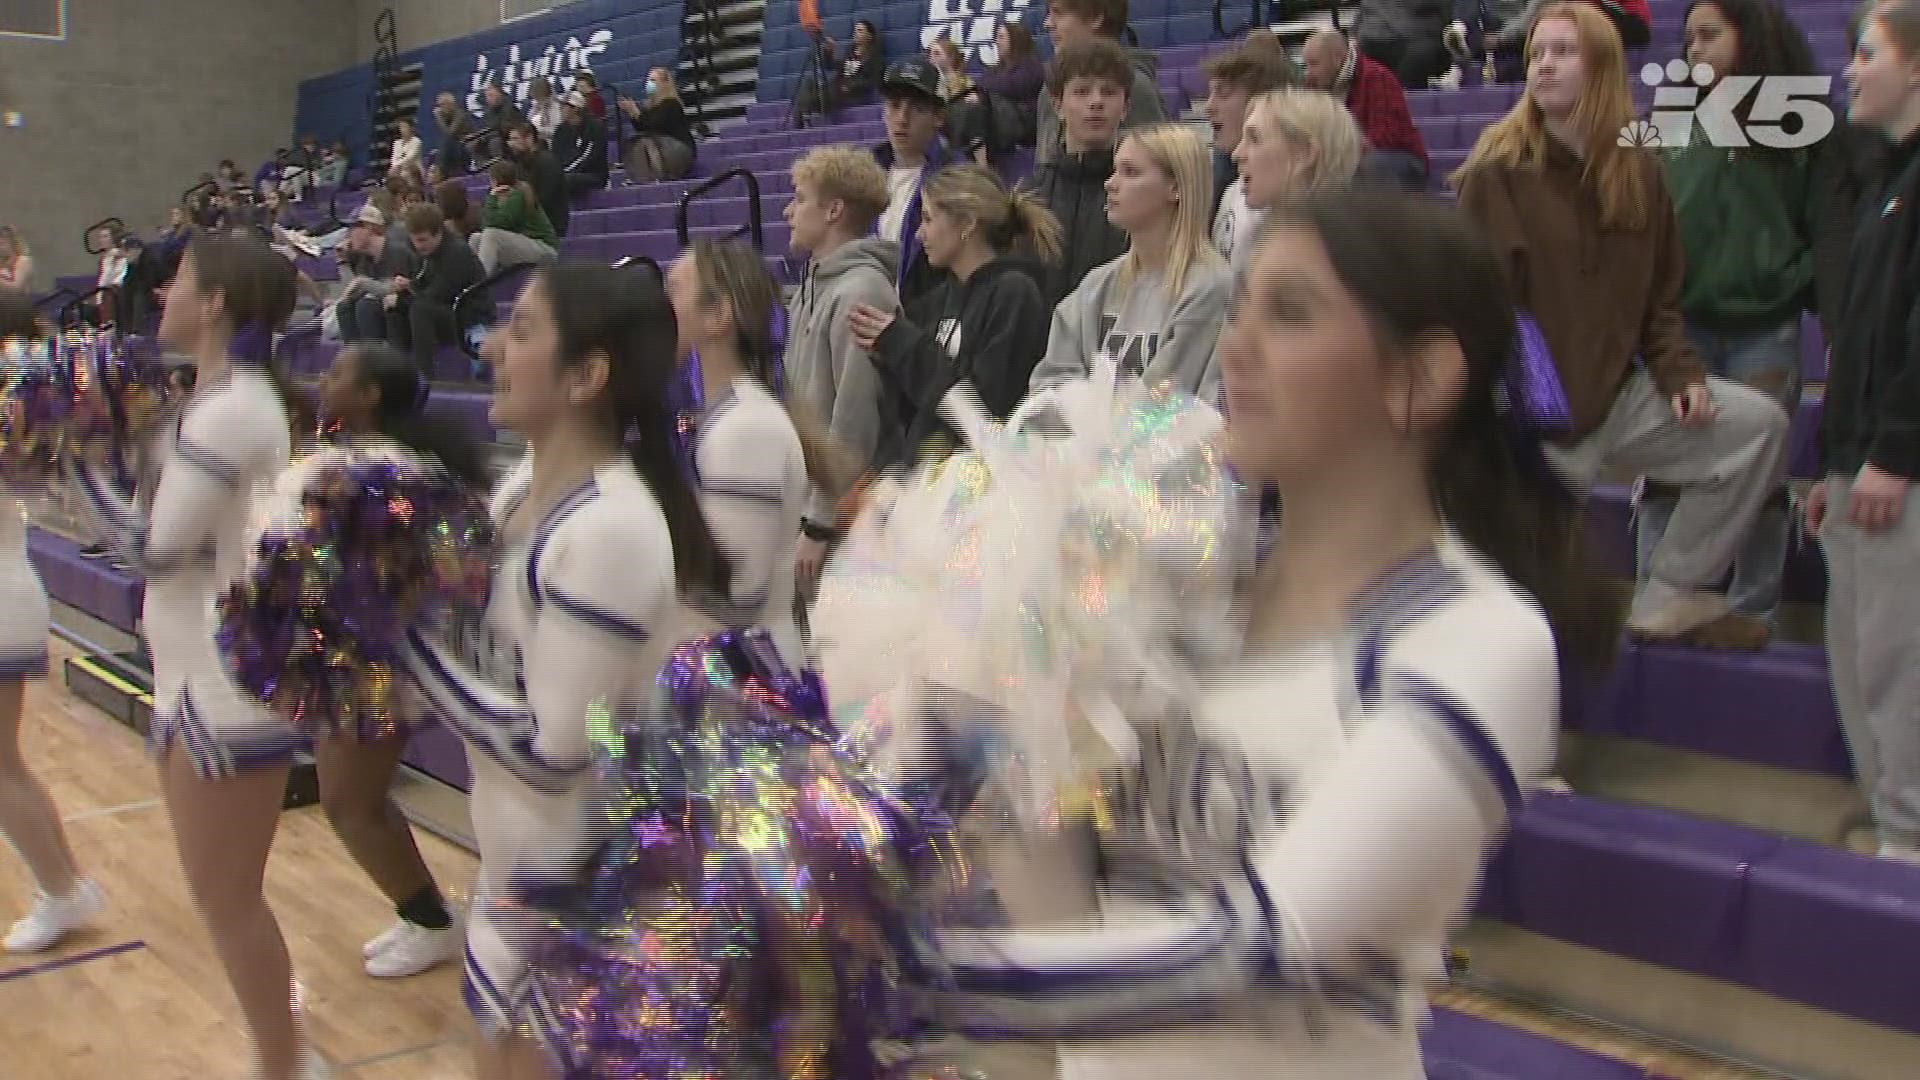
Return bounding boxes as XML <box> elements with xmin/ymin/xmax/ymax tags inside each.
<box><xmin>0</xmin><ymin>336</ymin><xmax>74</xmax><ymax>490</ymax></box>
<box><xmin>216</xmin><ymin>452</ymin><xmax>496</xmax><ymax>739</ymax></box>
<box><xmin>64</xmin><ymin>331</ymin><xmax>171</xmax><ymax>463</ymax></box>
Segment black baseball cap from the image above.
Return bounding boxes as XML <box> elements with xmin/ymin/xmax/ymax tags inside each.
<box><xmin>881</xmin><ymin>57</ymin><xmax>944</xmax><ymax>106</ymax></box>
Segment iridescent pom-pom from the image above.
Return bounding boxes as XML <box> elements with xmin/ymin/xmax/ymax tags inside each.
<box><xmin>216</xmin><ymin>448</ymin><xmax>496</xmax><ymax>739</ymax></box>
<box><xmin>516</xmin><ymin>629</ymin><xmax>963</xmax><ymax>1080</ymax></box>
<box><xmin>0</xmin><ymin>335</ymin><xmax>74</xmax><ymax>490</ymax></box>
<box><xmin>63</xmin><ymin>331</ymin><xmax>170</xmax><ymax>463</ymax></box>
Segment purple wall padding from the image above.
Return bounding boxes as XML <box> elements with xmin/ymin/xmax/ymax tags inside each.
<box><xmin>27</xmin><ymin>528</ymin><xmax>144</xmax><ymax>635</ymax></box>
<box><xmin>403</xmin><ymin>724</ymin><xmax>471</xmax><ymax>791</ymax></box>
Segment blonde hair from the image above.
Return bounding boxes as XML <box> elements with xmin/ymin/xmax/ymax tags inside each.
<box><xmin>1116</xmin><ymin>122</ymin><xmax>1225</xmax><ymax>298</ymax></box>
<box><xmin>1243</xmin><ymin>89</ymin><xmax>1364</xmax><ymax>196</ymax></box>
<box><xmin>650</xmin><ymin>67</ymin><xmax>682</xmax><ymax>103</ymax></box>
<box><xmin>0</xmin><ymin>226</ymin><xmax>25</xmax><ymax>259</ymax></box>
<box><xmin>1453</xmin><ymin>1</ymin><xmax>1649</xmax><ymax>230</ymax></box>
<box><xmin>791</xmin><ymin>145</ymin><xmax>892</xmax><ymax>232</ymax></box>
<box><xmin>922</xmin><ymin>164</ymin><xmax>1065</xmax><ymax>266</ymax></box>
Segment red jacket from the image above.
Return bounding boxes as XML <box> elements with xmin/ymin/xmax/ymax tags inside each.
<box><xmin>1346</xmin><ymin>55</ymin><xmax>1428</xmax><ymax>168</ymax></box>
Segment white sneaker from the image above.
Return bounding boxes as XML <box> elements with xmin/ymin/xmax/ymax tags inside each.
<box><xmin>1535</xmin><ymin>776</ymin><xmax>1575</xmax><ymax>794</ymax></box>
<box><xmin>1625</xmin><ymin>582</ymin><xmax>1731</xmax><ymax>639</ymax></box>
<box><xmin>5</xmin><ymin>879</ymin><xmax>105</xmax><ymax>953</ymax></box>
<box><xmin>1878</xmin><ymin>840</ymin><xmax>1920</xmax><ymax>866</ymax></box>
<box><xmin>363</xmin><ymin>916</ymin><xmax>463</xmax><ymax>978</ymax></box>
<box><xmin>362</xmin><ymin>918</ymin><xmax>409</xmax><ymax>959</ymax></box>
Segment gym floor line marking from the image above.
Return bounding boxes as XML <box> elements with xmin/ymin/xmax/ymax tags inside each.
<box><xmin>62</xmin><ymin>798</ymin><xmax>162</xmax><ymax>823</ymax></box>
<box><xmin>342</xmin><ymin>1035</ymin><xmax>462</xmax><ymax>1069</ymax></box>
<box><xmin>0</xmin><ymin>940</ymin><xmax>146</xmax><ymax>984</ymax></box>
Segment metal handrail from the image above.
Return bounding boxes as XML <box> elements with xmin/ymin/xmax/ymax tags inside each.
<box><xmin>57</xmin><ymin>286</ymin><xmax>122</xmax><ymax>332</ymax></box>
<box><xmin>83</xmin><ymin>218</ymin><xmax>127</xmax><ymax>254</ymax></box>
<box><xmin>452</xmin><ymin>262</ymin><xmax>535</xmax><ymax>360</ymax></box>
<box><xmin>675</xmin><ymin>167</ymin><xmax>763</xmax><ymax>250</ymax></box>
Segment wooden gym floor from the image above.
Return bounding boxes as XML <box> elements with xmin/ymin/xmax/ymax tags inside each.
<box><xmin>0</xmin><ymin>639</ymin><xmax>1782</xmax><ymax>1080</ymax></box>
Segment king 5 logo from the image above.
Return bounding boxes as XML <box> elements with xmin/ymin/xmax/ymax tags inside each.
<box><xmin>922</xmin><ymin>0</ymin><xmax>1033</xmax><ymax>65</ymax></box>
<box><xmin>464</xmin><ymin>28</ymin><xmax>615</xmax><ymax>116</ymax></box>
<box><xmin>1619</xmin><ymin>60</ymin><xmax>1835</xmax><ymax>150</ymax></box>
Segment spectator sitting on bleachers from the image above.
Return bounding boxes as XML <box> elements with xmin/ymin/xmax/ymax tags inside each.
<box><xmin>335</xmin><ymin>203</ymin><xmax>419</xmax><ymax>344</ymax></box>
<box><xmin>0</xmin><ymin>226</ymin><xmax>32</xmax><ymax>294</ymax></box>
<box><xmin>1303</xmin><ymin>31</ymin><xmax>1431</xmax><ymax>190</ymax></box>
<box><xmin>475</xmin><ymin>159</ymin><xmax>558</xmax><ymax>274</ymax></box>
<box><xmin>433</xmin><ymin>179</ymin><xmax>484</xmax><ymax>241</ymax></box>
<box><xmin>782</xmin><ymin>146</ymin><xmax>899</xmax><ymax>588</ymax></box>
<box><xmin>1219</xmin><ymin>89</ymin><xmax>1364</xmax><ymax>277</ymax></box>
<box><xmin>315</xmin><ymin>139</ymin><xmax>350</xmax><ymax>187</ymax></box>
<box><xmin>478</xmin><ymin>80</ymin><xmax>526</xmax><ymax>162</ymax></box>
<box><xmin>794</xmin><ymin>19</ymin><xmax>886</xmax><ymax>124</ymax></box>
<box><xmin>389</xmin><ymin>118</ymin><xmax>425</xmax><ymax>187</ymax></box>
<box><xmin>849</xmin><ymin>164</ymin><xmax>1062</xmax><ymax>472</ymax></box>
<box><xmin>1497</xmin><ymin>0</ymin><xmax>1652</xmax><ymax>52</ymax></box>
<box><xmin>526</xmin><ymin>76</ymin><xmax>563</xmax><ymax>146</ymax></box>
<box><xmin>504</xmin><ymin>120</ymin><xmax>569</xmax><ymax>238</ymax></box>
<box><xmin>1635</xmin><ymin>0</ymin><xmax>1827</xmax><ymax>630</ymax></box>
<box><xmin>1030</xmin><ymin>122</ymin><xmax>1232</xmax><ymax>399</ymax></box>
<box><xmin>1203</xmin><ymin>32</ymin><xmax>1300</xmax><ymax>217</ymax></box>
<box><xmin>216</xmin><ymin>159</ymin><xmax>247</xmax><ymax>193</ymax></box>
<box><xmin>1354</xmin><ymin>0</ymin><xmax>1452</xmax><ymax>88</ymax></box>
<box><xmin>1036</xmin><ymin>0</ymin><xmax>1166</xmax><ymax>165</ymax></box>
<box><xmin>573</xmin><ymin>69</ymin><xmax>608</xmax><ymax>121</ymax></box>
<box><xmin>976</xmin><ymin>21</ymin><xmax>1046</xmax><ymax>149</ymax></box>
<box><xmin>383</xmin><ymin>203</ymin><xmax>488</xmax><ymax>378</ymax></box>
<box><xmin>874</xmin><ymin>56</ymin><xmax>954</xmax><ymax>306</ymax></box>
<box><xmin>617</xmin><ymin>68</ymin><xmax>696</xmax><ymax>184</ymax></box>
<box><xmin>1023</xmin><ymin>38</ymin><xmax>1134</xmax><ymax>306</ymax></box>
<box><xmin>433</xmin><ymin>91</ymin><xmax>476</xmax><ymax>177</ymax></box>
<box><xmin>1454</xmin><ymin>0</ymin><xmax>1788</xmax><ymax>647</ymax></box>
<box><xmin>554</xmin><ymin>91</ymin><xmax>609</xmax><ymax>197</ymax></box>
<box><xmin>1444</xmin><ymin>0</ymin><xmax>1532</xmax><ymax>82</ymax></box>
<box><xmin>930</xmin><ymin>37</ymin><xmax>991</xmax><ymax>167</ymax></box>
<box><xmin>155</xmin><ymin>206</ymin><xmax>193</xmax><ymax>284</ymax></box>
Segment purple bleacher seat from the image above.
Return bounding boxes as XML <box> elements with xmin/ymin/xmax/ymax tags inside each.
<box><xmin>27</xmin><ymin>528</ymin><xmax>144</xmax><ymax>635</ymax></box>
<box><xmin>403</xmin><ymin>724</ymin><xmax>472</xmax><ymax>790</ymax></box>
<box><xmin>1627</xmin><ymin>640</ymin><xmax>1852</xmax><ymax>776</ymax></box>
<box><xmin>1744</xmin><ymin>842</ymin><xmax>1920</xmax><ymax>1034</ymax></box>
<box><xmin>1421</xmin><ymin>1010</ymin><xmax>1659</xmax><ymax>1079</ymax></box>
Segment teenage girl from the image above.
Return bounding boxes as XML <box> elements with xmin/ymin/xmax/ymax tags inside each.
<box><xmin>399</xmin><ymin>261</ymin><xmax>730</xmax><ymax>1079</ymax></box>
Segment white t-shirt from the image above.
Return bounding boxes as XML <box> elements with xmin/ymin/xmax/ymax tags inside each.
<box><xmin>879</xmin><ymin>166</ymin><xmax>924</xmax><ymax>244</ymax></box>
<box><xmin>1212</xmin><ymin>178</ymin><xmax>1263</xmax><ymax>279</ymax></box>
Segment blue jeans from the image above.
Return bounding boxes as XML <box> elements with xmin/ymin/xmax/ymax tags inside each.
<box><xmin>1633</xmin><ymin>319</ymin><xmax>1802</xmax><ymax>619</ymax></box>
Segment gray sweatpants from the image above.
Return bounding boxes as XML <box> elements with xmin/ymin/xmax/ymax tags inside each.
<box><xmin>475</xmin><ymin>228</ymin><xmax>556</xmax><ymax>276</ymax></box>
<box><xmin>1820</xmin><ymin>474</ymin><xmax>1920</xmax><ymax>845</ymax></box>
<box><xmin>1544</xmin><ymin>369</ymin><xmax>1790</xmax><ymax>609</ymax></box>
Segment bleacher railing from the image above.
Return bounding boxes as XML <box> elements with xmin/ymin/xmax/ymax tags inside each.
<box><xmin>56</xmin><ymin>286</ymin><xmax>121</xmax><ymax>333</ymax></box>
<box><xmin>680</xmin><ymin>0</ymin><xmax>722</xmax><ymax>138</ymax></box>
<box><xmin>676</xmin><ymin>167</ymin><xmax>764</xmax><ymax>251</ymax></box>
<box><xmin>454</xmin><ymin>262</ymin><xmax>536</xmax><ymax>362</ymax></box>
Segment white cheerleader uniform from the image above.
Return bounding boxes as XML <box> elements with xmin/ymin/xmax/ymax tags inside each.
<box><xmin>71</xmin><ymin>366</ymin><xmax>299</xmax><ymax>777</ymax></box>
<box><xmin>402</xmin><ymin>455</ymin><xmax>701</xmax><ymax>1049</ymax></box>
<box><xmin>690</xmin><ymin>377</ymin><xmax>809</xmax><ymax>671</ymax></box>
<box><xmin>925</xmin><ymin>536</ymin><xmax>1558</xmax><ymax>1079</ymax></box>
<box><xmin>0</xmin><ymin>496</ymin><xmax>50</xmax><ymax>680</ymax></box>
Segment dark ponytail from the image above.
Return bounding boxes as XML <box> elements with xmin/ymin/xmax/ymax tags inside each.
<box><xmin>181</xmin><ymin>231</ymin><xmax>313</xmax><ymax>439</ymax></box>
<box><xmin>541</xmin><ymin>261</ymin><xmax>732</xmax><ymax>596</ymax></box>
<box><xmin>1264</xmin><ymin>191</ymin><xmax>1620</xmax><ymax>673</ymax></box>
<box><xmin>338</xmin><ymin>342</ymin><xmax>489</xmax><ymax>487</ymax></box>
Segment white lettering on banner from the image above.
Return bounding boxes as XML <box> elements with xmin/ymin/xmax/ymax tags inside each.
<box><xmin>922</xmin><ymin>0</ymin><xmax>1032</xmax><ymax>66</ymax></box>
<box><xmin>465</xmin><ymin>28</ymin><xmax>616</xmax><ymax>116</ymax></box>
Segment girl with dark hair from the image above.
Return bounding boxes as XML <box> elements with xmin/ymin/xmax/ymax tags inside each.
<box><xmin>397</xmin><ymin>261</ymin><xmax>728</xmax><ymax>1076</ymax></box>
<box><xmin>0</xmin><ymin>294</ymin><xmax>105</xmax><ymax>956</ymax></box>
<box><xmin>1633</xmin><ymin>0</ymin><xmax>1825</xmax><ymax>629</ymax></box>
<box><xmin>906</xmin><ymin>189</ymin><xmax>1611</xmax><ymax>1080</ymax></box>
<box><xmin>1809</xmin><ymin>0</ymin><xmax>1920</xmax><ymax>864</ymax></box>
<box><xmin>666</xmin><ymin>239</ymin><xmax>814</xmax><ymax>670</ymax></box>
<box><xmin>65</xmin><ymin>233</ymin><xmax>325</xmax><ymax>1078</ymax></box>
<box><xmin>306</xmin><ymin>342</ymin><xmax>484</xmax><ymax>978</ymax></box>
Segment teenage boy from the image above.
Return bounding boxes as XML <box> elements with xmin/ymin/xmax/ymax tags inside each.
<box><xmin>782</xmin><ymin>146</ymin><xmax>900</xmax><ymax>589</ymax></box>
<box><xmin>504</xmin><ymin>120</ymin><xmax>570</xmax><ymax>238</ymax></box>
<box><xmin>384</xmin><ymin>203</ymin><xmax>488</xmax><ymax>378</ymax></box>
<box><xmin>1201</xmin><ymin>36</ymin><xmax>1297</xmax><ymax>216</ymax></box>
<box><xmin>1021</xmin><ymin>38</ymin><xmax>1132</xmax><ymax>304</ymax></box>
<box><xmin>1035</xmin><ymin>0</ymin><xmax>1165</xmax><ymax>164</ymax></box>
<box><xmin>873</xmin><ymin>57</ymin><xmax>953</xmax><ymax>306</ymax></box>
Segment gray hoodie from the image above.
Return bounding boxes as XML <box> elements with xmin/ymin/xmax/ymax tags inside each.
<box><xmin>1027</xmin><ymin>253</ymin><xmax>1233</xmax><ymax>399</ymax></box>
<box><xmin>785</xmin><ymin>236</ymin><xmax>899</xmax><ymax>523</ymax></box>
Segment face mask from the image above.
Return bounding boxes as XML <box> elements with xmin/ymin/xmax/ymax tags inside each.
<box><xmin>645</xmin><ymin>78</ymin><xmax>659</xmax><ymax>98</ymax></box>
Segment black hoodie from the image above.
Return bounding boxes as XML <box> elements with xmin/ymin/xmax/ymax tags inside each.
<box><xmin>1020</xmin><ymin>148</ymin><xmax>1127</xmax><ymax>307</ymax></box>
<box><xmin>1825</xmin><ymin>128</ymin><xmax>1920</xmax><ymax>479</ymax></box>
<box><xmin>867</xmin><ymin>257</ymin><xmax>1051</xmax><ymax>472</ymax></box>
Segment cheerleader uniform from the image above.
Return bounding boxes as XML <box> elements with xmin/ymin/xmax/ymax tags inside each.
<box><xmin>0</xmin><ymin>495</ymin><xmax>50</xmax><ymax>680</ymax></box>
<box><xmin>922</xmin><ymin>535</ymin><xmax>1558</xmax><ymax>1079</ymax></box>
<box><xmin>690</xmin><ymin>377</ymin><xmax>808</xmax><ymax>670</ymax></box>
<box><xmin>402</xmin><ymin>455</ymin><xmax>700</xmax><ymax>1051</ymax></box>
<box><xmin>70</xmin><ymin>366</ymin><xmax>300</xmax><ymax>777</ymax></box>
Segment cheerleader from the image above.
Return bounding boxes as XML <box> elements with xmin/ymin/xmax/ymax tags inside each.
<box><xmin>912</xmin><ymin>191</ymin><xmax>1615</xmax><ymax>1077</ymax></box>
<box><xmin>66</xmin><ymin>235</ymin><xmax>324</xmax><ymax>1079</ymax></box>
<box><xmin>309</xmin><ymin>342</ymin><xmax>482</xmax><ymax>976</ymax></box>
<box><xmin>398</xmin><ymin>261</ymin><xmax>730</xmax><ymax>1078</ymax></box>
<box><xmin>0</xmin><ymin>293</ymin><xmax>104</xmax><ymax>954</ymax></box>
<box><xmin>664</xmin><ymin>238</ymin><xmax>812</xmax><ymax>670</ymax></box>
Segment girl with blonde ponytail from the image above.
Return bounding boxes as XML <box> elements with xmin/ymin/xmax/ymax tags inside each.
<box><xmin>847</xmin><ymin>163</ymin><xmax>1062</xmax><ymax>472</ymax></box>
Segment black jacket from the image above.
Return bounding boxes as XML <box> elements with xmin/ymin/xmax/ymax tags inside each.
<box><xmin>413</xmin><ymin>229</ymin><xmax>490</xmax><ymax>323</ymax></box>
<box><xmin>1020</xmin><ymin>148</ymin><xmax>1127</xmax><ymax>306</ymax></box>
<box><xmin>554</xmin><ymin>116</ymin><xmax>609</xmax><ymax>183</ymax></box>
<box><xmin>511</xmin><ymin>146</ymin><xmax>570</xmax><ymax>238</ymax></box>
<box><xmin>1825</xmin><ymin>128</ymin><xmax>1920</xmax><ymax>479</ymax></box>
<box><xmin>1810</xmin><ymin>115</ymin><xmax>1888</xmax><ymax>344</ymax></box>
<box><xmin>867</xmin><ymin>258</ymin><xmax>1051</xmax><ymax>472</ymax></box>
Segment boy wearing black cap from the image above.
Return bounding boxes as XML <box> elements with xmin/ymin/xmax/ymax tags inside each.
<box><xmin>872</xmin><ymin>56</ymin><xmax>952</xmax><ymax>305</ymax></box>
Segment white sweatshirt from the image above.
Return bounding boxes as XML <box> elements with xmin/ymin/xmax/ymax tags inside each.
<box><xmin>923</xmin><ymin>536</ymin><xmax>1558</xmax><ymax>1078</ymax></box>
